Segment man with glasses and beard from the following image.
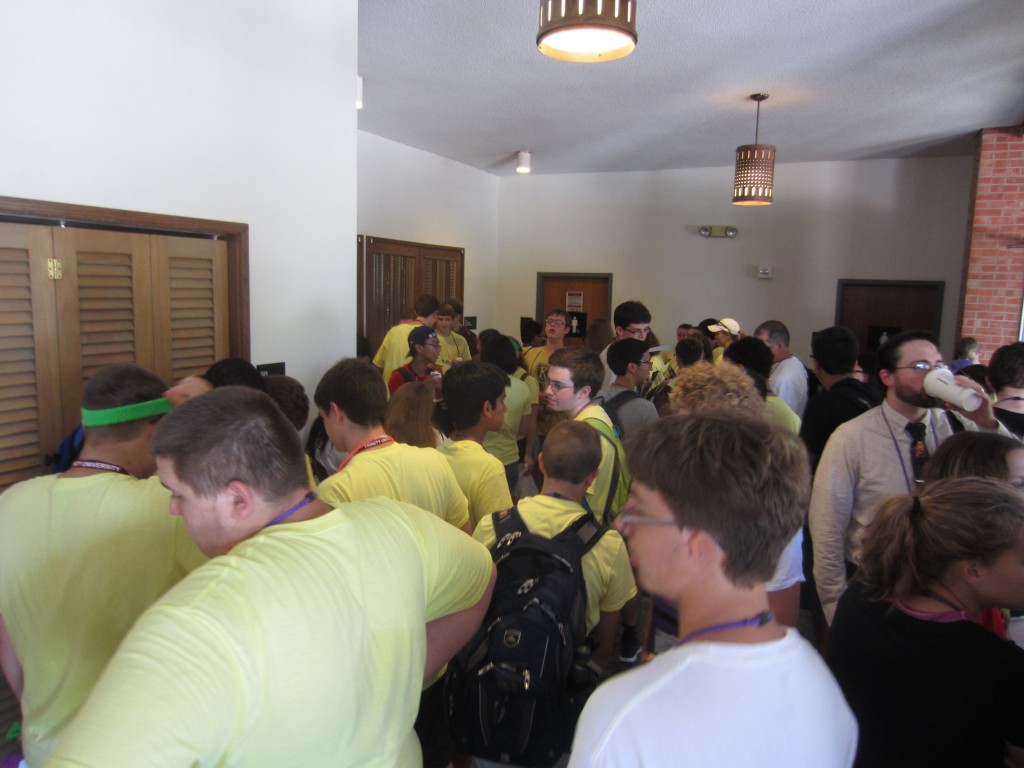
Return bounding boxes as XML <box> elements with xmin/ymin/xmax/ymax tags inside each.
<box><xmin>809</xmin><ymin>330</ymin><xmax>1005</xmax><ymax>624</ymax></box>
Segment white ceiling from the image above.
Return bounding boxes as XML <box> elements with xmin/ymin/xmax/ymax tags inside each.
<box><xmin>357</xmin><ymin>0</ymin><xmax>1024</xmax><ymax>176</ymax></box>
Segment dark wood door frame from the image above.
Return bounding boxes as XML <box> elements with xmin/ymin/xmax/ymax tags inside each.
<box><xmin>536</xmin><ymin>272</ymin><xmax>614</xmax><ymax>320</ymax></box>
<box><xmin>0</xmin><ymin>195</ymin><xmax>250</xmax><ymax>357</ymax></box>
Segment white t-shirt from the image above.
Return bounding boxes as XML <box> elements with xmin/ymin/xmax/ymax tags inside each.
<box><xmin>569</xmin><ymin>629</ymin><xmax>857</xmax><ymax>767</ymax></box>
<box><xmin>770</xmin><ymin>355</ymin><xmax>808</xmax><ymax>418</ymax></box>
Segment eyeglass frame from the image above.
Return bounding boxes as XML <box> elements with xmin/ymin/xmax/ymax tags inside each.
<box><xmin>892</xmin><ymin>362</ymin><xmax>948</xmax><ymax>373</ymax></box>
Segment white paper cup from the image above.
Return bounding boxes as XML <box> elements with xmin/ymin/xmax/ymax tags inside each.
<box><xmin>923</xmin><ymin>368</ymin><xmax>983</xmax><ymax>411</ymax></box>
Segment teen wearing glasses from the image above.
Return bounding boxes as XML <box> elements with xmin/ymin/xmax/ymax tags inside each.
<box><xmin>569</xmin><ymin>413</ymin><xmax>857</xmax><ymax>767</ymax></box>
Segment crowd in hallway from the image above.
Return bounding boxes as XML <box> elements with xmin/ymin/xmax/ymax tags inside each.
<box><xmin>2</xmin><ymin>293</ymin><xmax>1024</xmax><ymax>767</ymax></box>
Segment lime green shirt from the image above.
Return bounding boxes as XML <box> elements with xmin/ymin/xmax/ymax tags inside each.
<box><xmin>47</xmin><ymin>499</ymin><xmax>493</xmax><ymax>768</ymax></box>
<box><xmin>438</xmin><ymin>438</ymin><xmax>513</xmax><ymax>529</ymax></box>
<box><xmin>483</xmin><ymin>376</ymin><xmax>533</xmax><ymax>466</ymax></box>
<box><xmin>0</xmin><ymin>474</ymin><xmax>205</xmax><ymax>767</ymax></box>
<box><xmin>317</xmin><ymin>441</ymin><xmax>470</xmax><ymax>530</ymax></box>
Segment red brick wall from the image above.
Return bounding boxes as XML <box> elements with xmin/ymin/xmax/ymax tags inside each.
<box><xmin>958</xmin><ymin>127</ymin><xmax>1024</xmax><ymax>361</ymax></box>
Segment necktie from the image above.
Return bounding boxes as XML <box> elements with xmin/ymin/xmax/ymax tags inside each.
<box><xmin>905</xmin><ymin>421</ymin><xmax>929</xmax><ymax>483</ymax></box>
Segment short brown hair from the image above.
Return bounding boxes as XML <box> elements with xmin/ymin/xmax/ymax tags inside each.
<box><xmin>82</xmin><ymin>364</ymin><xmax>168</xmax><ymax>445</ymax></box>
<box><xmin>626</xmin><ymin>412</ymin><xmax>809</xmax><ymax>586</ymax></box>
<box><xmin>549</xmin><ymin>347</ymin><xmax>604</xmax><ymax>397</ymax></box>
<box><xmin>668</xmin><ymin>361</ymin><xmax>762</xmax><ymax>418</ymax></box>
<box><xmin>152</xmin><ymin>386</ymin><xmax>308</xmax><ymax>502</ymax></box>
<box><xmin>541</xmin><ymin>421</ymin><xmax>602</xmax><ymax>484</ymax></box>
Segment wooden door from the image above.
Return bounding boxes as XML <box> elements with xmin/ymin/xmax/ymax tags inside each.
<box><xmin>537</xmin><ymin>274</ymin><xmax>612</xmax><ymax>347</ymax></box>
<box><xmin>151</xmin><ymin>234</ymin><xmax>229</xmax><ymax>385</ymax></box>
<box><xmin>0</xmin><ymin>223</ymin><xmax>62</xmax><ymax>490</ymax></box>
<box><xmin>359</xmin><ymin>236</ymin><xmax>465</xmax><ymax>353</ymax></box>
<box><xmin>836</xmin><ymin>280</ymin><xmax>944</xmax><ymax>353</ymax></box>
<box><xmin>52</xmin><ymin>228</ymin><xmax>155</xmax><ymax>431</ymax></box>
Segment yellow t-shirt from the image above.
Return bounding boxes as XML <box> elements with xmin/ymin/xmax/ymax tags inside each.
<box><xmin>0</xmin><ymin>474</ymin><xmax>205</xmax><ymax>767</ymax></box>
<box><xmin>317</xmin><ymin>441</ymin><xmax>470</xmax><ymax>530</ymax></box>
<box><xmin>483</xmin><ymin>376</ymin><xmax>533</xmax><ymax>466</ymax></box>
<box><xmin>373</xmin><ymin>321</ymin><xmax>420</xmax><ymax>382</ymax></box>
<box><xmin>575</xmin><ymin>403</ymin><xmax>618</xmax><ymax>523</ymax></box>
<box><xmin>436</xmin><ymin>331</ymin><xmax>471</xmax><ymax>369</ymax></box>
<box><xmin>438</xmin><ymin>438</ymin><xmax>513</xmax><ymax>529</ymax></box>
<box><xmin>47</xmin><ymin>499</ymin><xmax>494</xmax><ymax>768</ymax></box>
<box><xmin>473</xmin><ymin>494</ymin><xmax>636</xmax><ymax>634</ymax></box>
<box><xmin>764</xmin><ymin>394</ymin><xmax>801</xmax><ymax>435</ymax></box>
<box><xmin>513</xmin><ymin>367</ymin><xmax>541</xmax><ymax>415</ymax></box>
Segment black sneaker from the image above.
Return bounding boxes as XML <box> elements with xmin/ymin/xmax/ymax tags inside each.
<box><xmin>618</xmin><ymin>624</ymin><xmax>642</xmax><ymax>665</ymax></box>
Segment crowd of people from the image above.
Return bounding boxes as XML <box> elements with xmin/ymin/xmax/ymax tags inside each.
<box><xmin>1</xmin><ymin>293</ymin><xmax>1024</xmax><ymax>767</ymax></box>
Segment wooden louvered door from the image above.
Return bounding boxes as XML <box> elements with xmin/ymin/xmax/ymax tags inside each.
<box><xmin>358</xmin><ymin>236</ymin><xmax>464</xmax><ymax>354</ymax></box>
<box><xmin>52</xmin><ymin>228</ymin><xmax>155</xmax><ymax>432</ymax></box>
<box><xmin>0</xmin><ymin>223</ymin><xmax>230</xmax><ymax>492</ymax></box>
<box><xmin>151</xmin><ymin>235</ymin><xmax>229</xmax><ymax>385</ymax></box>
<box><xmin>0</xmin><ymin>223</ymin><xmax>63</xmax><ymax>490</ymax></box>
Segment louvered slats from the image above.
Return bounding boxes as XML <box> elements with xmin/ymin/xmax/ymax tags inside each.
<box><xmin>0</xmin><ymin>245</ymin><xmax>46</xmax><ymax>488</ymax></box>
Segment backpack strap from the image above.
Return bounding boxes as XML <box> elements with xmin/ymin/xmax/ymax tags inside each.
<box><xmin>492</xmin><ymin>505</ymin><xmax>529</xmax><ymax>553</ymax></box>
<box><xmin>594</xmin><ymin>390</ymin><xmax>639</xmax><ymax>431</ymax></box>
<box><xmin>398</xmin><ymin>365</ymin><xmax>416</xmax><ymax>383</ymax></box>
<box><xmin>582</xmin><ymin>417</ymin><xmax>623</xmax><ymax>522</ymax></box>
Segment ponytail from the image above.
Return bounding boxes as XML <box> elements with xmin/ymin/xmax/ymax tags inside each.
<box><xmin>857</xmin><ymin>477</ymin><xmax>1024</xmax><ymax>601</ymax></box>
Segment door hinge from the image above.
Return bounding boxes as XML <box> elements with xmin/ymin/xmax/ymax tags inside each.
<box><xmin>47</xmin><ymin>258</ymin><xmax>63</xmax><ymax>280</ymax></box>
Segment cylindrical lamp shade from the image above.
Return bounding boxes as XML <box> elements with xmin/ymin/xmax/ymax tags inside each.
<box><xmin>732</xmin><ymin>144</ymin><xmax>775</xmax><ymax>205</ymax></box>
<box><xmin>537</xmin><ymin>0</ymin><xmax>637</xmax><ymax>62</ymax></box>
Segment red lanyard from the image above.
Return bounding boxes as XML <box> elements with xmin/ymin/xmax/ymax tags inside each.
<box><xmin>336</xmin><ymin>434</ymin><xmax>394</xmax><ymax>473</ymax></box>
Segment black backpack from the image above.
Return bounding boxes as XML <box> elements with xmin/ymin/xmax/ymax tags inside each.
<box><xmin>447</xmin><ymin>506</ymin><xmax>606</xmax><ymax>767</ymax></box>
<box><xmin>592</xmin><ymin>389</ymin><xmax>640</xmax><ymax>438</ymax></box>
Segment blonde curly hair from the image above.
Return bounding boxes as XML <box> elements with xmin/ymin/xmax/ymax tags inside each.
<box><xmin>668</xmin><ymin>361</ymin><xmax>763</xmax><ymax>418</ymax></box>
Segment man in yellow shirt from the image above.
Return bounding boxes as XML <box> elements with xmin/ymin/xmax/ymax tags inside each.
<box><xmin>314</xmin><ymin>358</ymin><xmax>471</xmax><ymax>533</ymax></box>
<box><xmin>434</xmin><ymin>302</ymin><xmax>472</xmax><ymax>369</ymax></box>
<box><xmin>0</xmin><ymin>365</ymin><xmax>204</xmax><ymax>767</ymax></box>
<box><xmin>437</xmin><ymin>361</ymin><xmax>514</xmax><ymax>529</ymax></box>
<box><xmin>473</xmin><ymin>421</ymin><xmax>636</xmax><ymax>670</ymax></box>
<box><xmin>373</xmin><ymin>294</ymin><xmax>440</xmax><ymax>382</ymax></box>
<box><xmin>48</xmin><ymin>387</ymin><xmax>495</xmax><ymax>768</ymax></box>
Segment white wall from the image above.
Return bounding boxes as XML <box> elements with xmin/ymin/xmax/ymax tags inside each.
<box><xmin>0</xmin><ymin>0</ymin><xmax>358</xmax><ymax>393</ymax></box>
<box><xmin>358</xmin><ymin>132</ymin><xmax>500</xmax><ymax>328</ymax></box>
<box><xmin>496</xmin><ymin>157</ymin><xmax>975</xmax><ymax>360</ymax></box>
<box><xmin>357</xmin><ymin>136</ymin><xmax>973</xmax><ymax>361</ymax></box>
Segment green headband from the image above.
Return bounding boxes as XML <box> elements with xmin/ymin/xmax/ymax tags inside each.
<box><xmin>81</xmin><ymin>397</ymin><xmax>173</xmax><ymax>427</ymax></box>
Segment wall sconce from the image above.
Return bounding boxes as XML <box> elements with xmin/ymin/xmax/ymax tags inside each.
<box><xmin>516</xmin><ymin>151</ymin><xmax>531</xmax><ymax>174</ymax></box>
<box><xmin>699</xmin><ymin>226</ymin><xmax>738</xmax><ymax>238</ymax></box>
<box><xmin>356</xmin><ymin>76</ymin><xmax>363</xmax><ymax>110</ymax></box>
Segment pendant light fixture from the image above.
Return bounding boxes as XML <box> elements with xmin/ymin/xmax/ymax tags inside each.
<box><xmin>537</xmin><ymin>0</ymin><xmax>637</xmax><ymax>63</ymax></box>
<box><xmin>516</xmin><ymin>151</ymin><xmax>532</xmax><ymax>174</ymax></box>
<box><xmin>732</xmin><ymin>93</ymin><xmax>775</xmax><ymax>206</ymax></box>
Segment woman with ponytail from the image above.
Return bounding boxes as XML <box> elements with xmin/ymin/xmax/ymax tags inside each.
<box><xmin>828</xmin><ymin>477</ymin><xmax>1024</xmax><ymax>767</ymax></box>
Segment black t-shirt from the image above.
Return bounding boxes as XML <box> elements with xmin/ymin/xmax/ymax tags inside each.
<box><xmin>828</xmin><ymin>585</ymin><xmax>1024</xmax><ymax>768</ymax></box>
<box><xmin>799</xmin><ymin>378</ymin><xmax>881</xmax><ymax>470</ymax></box>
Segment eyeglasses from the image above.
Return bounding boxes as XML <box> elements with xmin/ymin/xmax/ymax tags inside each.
<box><xmin>545</xmin><ymin>380</ymin><xmax>575</xmax><ymax>392</ymax></box>
<box><xmin>893</xmin><ymin>362</ymin><xmax>948</xmax><ymax>373</ymax></box>
<box><xmin>635</xmin><ymin>359</ymin><xmax>653</xmax><ymax>367</ymax></box>
<box><xmin>545</xmin><ymin>319</ymin><xmax>566</xmax><ymax>327</ymax></box>
<box><xmin>423</xmin><ymin>342</ymin><xmax>441</xmax><ymax>349</ymax></box>
<box><xmin>623</xmin><ymin>325</ymin><xmax>650</xmax><ymax>337</ymax></box>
